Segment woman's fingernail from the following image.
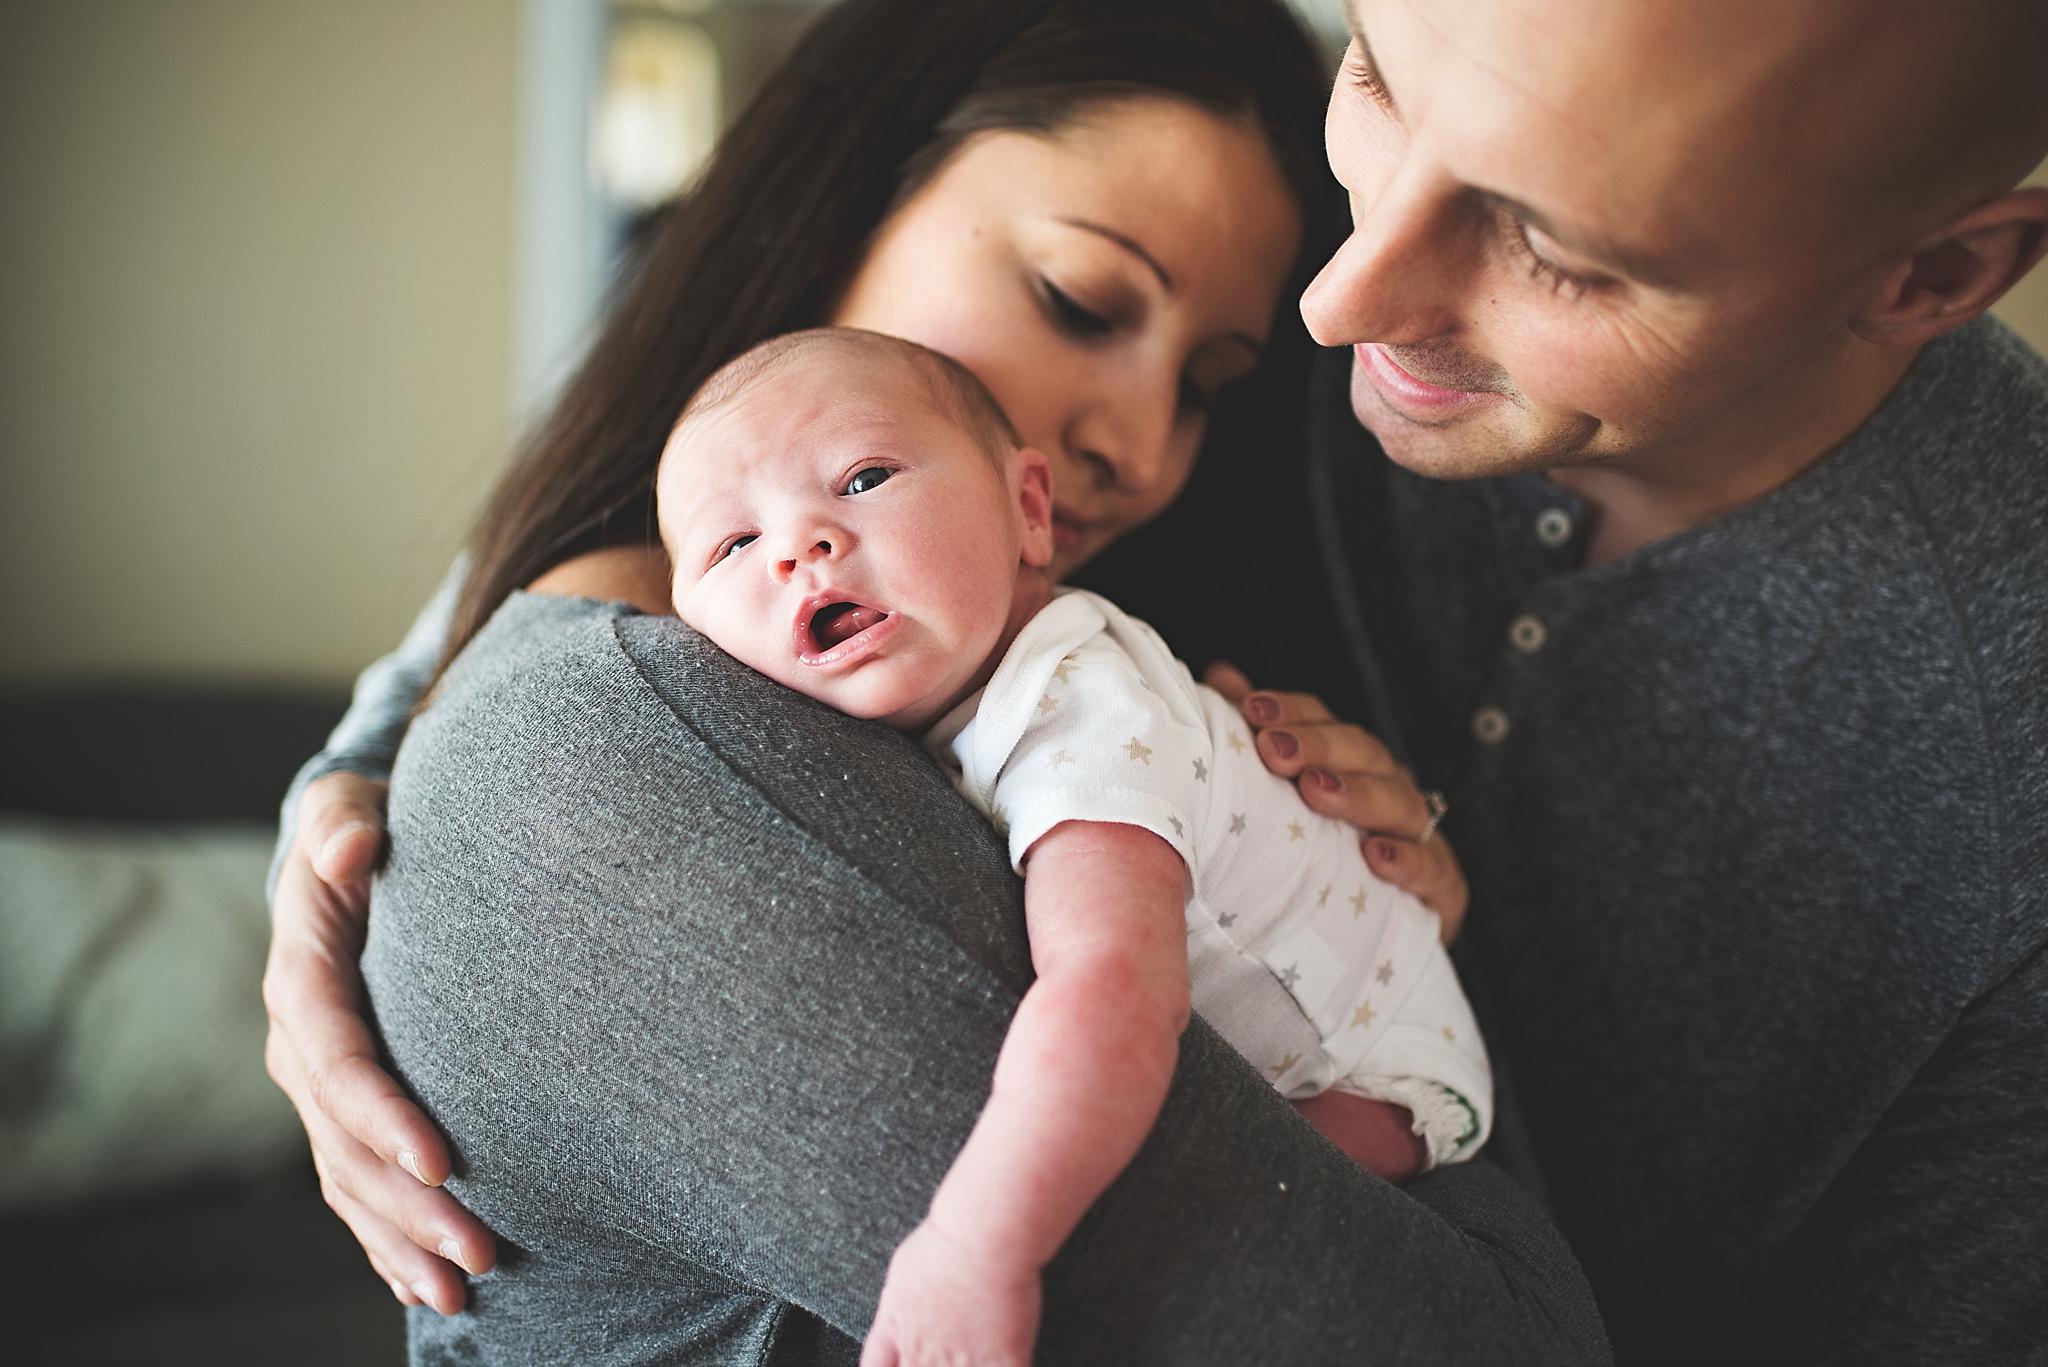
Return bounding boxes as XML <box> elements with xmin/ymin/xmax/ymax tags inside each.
<box><xmin>1309</xmin><ymin>768</ymin><xmax>1342</xmax><ymax>792</ymax></box>
<box><xmin>316</xmin><ymin>821</ymin><xmax>370</xmax><ymax>872</ymax></box>
<box><xmin>398</xmin><ymin>1148</ymin><xmax>425</xmax><ymax>1183</ymax></box>
<box><xmin>1371</xmin><ymin>839</ymin><xmax>1399</xmax><ymax>864</ymax></box>
<box><xmin>411</xmin><ymin>1282</ymin><xmax>438</xmax><ymax>1309</ymax></box>
<box><xmin>1267</xmin><ymin>730</ymin><xmax>1299</xmax><ymax>759</ymax></box>
<box><xmin>439</xmin><ymin>1237</ymin><xmax>468</xmax><ymax>1269</ymax></box>
<box><xmin>1247</xmin><ymin>695</ymin><xmax>1278</xmax><ymax>723</ymax></box>
<box><xmin>390</xmin><ymin>1278</ymin><xmax>413</xmax><ymax>1304</ymax></box>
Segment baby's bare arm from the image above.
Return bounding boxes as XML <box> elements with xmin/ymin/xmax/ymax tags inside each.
<box><xmin>864</xmin><ymin>820</ymin><xmax>1189</xmax><ymax>1365</ymax></box>
<box><xmin>926</xmin><ymin>819</ymin><xmax>1190</xmax><ymax>1267</ymax></box>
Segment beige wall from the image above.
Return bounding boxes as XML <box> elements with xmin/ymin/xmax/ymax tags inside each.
<box><xmin>0</xmin><ymin>0</ymin><xmax>517</xmax><ymax>688</ymax></box>
<box><xmin>1995</xmin><ymin>158</ymin><xmax>2048</xmax><ymax>351</ymax></box>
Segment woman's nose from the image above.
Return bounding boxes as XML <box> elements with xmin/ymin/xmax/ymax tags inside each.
<box><xmin>1068</xmin><ymin>374</ymin><xmax>1176</xmax><ymax>499</ymax></box>
<box><xmin>1300</xmin><ymin>160</ymin><xmax>1463</xmax><ymax>348</ymax></box>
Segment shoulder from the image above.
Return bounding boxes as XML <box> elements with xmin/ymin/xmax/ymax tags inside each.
<box><xmin>1861</xmin><ymin>319</ymin><xmax>2048</xmax><ymax>566</ymax></box>
<box><xmin>1836</xmin><ymin>321</ymin><xmax>2048</xmax><ymax>949</ymax></box>
<box><xmin>390</xmin><ymin>590</ymin><xmax>1027</xmax><ymax>955</ymax></box>
<box><xmin>402</xmin><ymin>592</ymin><xmax>960</xmax><ymax>838</ymax></box>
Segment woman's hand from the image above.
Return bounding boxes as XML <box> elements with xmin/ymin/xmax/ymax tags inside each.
<box><xmin>1204</xmin><ymin>663</ymin><xmax>1469</xmax><ymax>944</ymax></box>
<box><xmin>263</xmin><ymin>771</ymin><xmax>496</xmax><ymax>1313</ymax></box>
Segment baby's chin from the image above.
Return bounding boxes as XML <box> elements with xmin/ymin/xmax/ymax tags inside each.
<box><xmin>767</xmin><ymin>659</ymin><xmax>958</xmax><ymax>734</ymax></box>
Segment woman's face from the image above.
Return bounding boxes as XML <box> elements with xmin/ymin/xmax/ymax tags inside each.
<box><xmin>831</xmin><ymin>96</ymin><xmax>1304</xmax><ymax>580</ymax></box>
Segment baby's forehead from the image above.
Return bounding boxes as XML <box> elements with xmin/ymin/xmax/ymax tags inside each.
<box><xmin>667</xmin><ymin>354</ymin><xmax>972</xmax><ymax>474</ymax></box>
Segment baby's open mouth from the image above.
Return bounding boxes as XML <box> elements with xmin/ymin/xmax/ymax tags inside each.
<box><xmin>806</xmin><ymin>600</ymin><xmax>891</xmax><ymax>653</ymax></box>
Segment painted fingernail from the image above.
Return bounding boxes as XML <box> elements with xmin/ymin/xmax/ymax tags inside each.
<box><xmin>398</xmin><ymin>1148</ymin><xmax>426</xmax><ymax>1183</ymax></box>
<box><xmin>1247</xmin><ymin>695</ymin><xmax>1278</xmax><ymax>723</ymax></box>
<box><xmin>1371</xmin><ymin>839</ymin><xmax>1399</xmax><ymax>863</ymax></box>
<box><xmin>1267</xmin><ymin>730</ymin><xmax>1299</xmax><ymax>759</ymax></box>
<box><xmin>1309</xmin><ymin>768</ymin><xmax>1342</xmax><ymax>792</ymax></box>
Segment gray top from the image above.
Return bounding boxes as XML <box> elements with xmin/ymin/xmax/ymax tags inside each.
<box><xmin>1309</xmin><ymin>316</ymin><xmax>2048</xmax><ymax>1363</ymax></box>
<box><xmin>363</xmin><ymin>592</ymin><xmax>1604</xmax><ymax>1364</ymax></box>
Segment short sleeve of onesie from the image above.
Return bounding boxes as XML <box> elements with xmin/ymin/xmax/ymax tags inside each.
<box><xmin>936</xmin><ymin>593</ymin><xmax>1210</xmax><ymax>873</ymax></box>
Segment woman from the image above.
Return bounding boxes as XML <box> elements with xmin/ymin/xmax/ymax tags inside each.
<box><xmin>265</xmin><ymin>1</ymin><xmax>1605</xmax><ymax>1360</ymax></box>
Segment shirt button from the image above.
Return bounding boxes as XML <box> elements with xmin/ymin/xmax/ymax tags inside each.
<box><xmin>1509</xmin><ymin>614</ymin><xmax>1548</xmax><ymax>653</ymax></box>
<box><xmin>1472</xmin><ymin>706</ymin><xmax>1511</xmax><ymax>744</ymax></box>
<box><xmin>1535</xmin><ymin>507</ymin><xmax>1574</xmax><ymax>548</ymax></box>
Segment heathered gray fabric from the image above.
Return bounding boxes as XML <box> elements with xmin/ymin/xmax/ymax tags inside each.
<box><xmin>1308</xmin><ymin>316</ymin><xmax>2048</xmax><ymax>1365</ymax></box>
<box><xmin>364</xmin><ymin>593</ymin><xmax>1608</xmax><ymax>1365</ymax></box>
<box><xmin>267</xmin><ymin>556</ymin><xmax>466</xmax><ymax>898</ymax></box>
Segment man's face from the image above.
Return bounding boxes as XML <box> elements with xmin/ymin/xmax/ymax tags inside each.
<box><xmin>661</xmin><ymin>353</ymin><xmax>1037</xmax><ymax>733</ymax></box>
<box><xmin>1302</xmin><ymin>0</ymin><xmax>1923</xmax><ymax>482</ymax></box>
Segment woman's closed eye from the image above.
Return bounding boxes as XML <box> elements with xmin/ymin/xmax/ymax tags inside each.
<box><xmin>1039</xmin><ymin>278</ymin><xmax>1114</xmax><ymax>339</ymax></box>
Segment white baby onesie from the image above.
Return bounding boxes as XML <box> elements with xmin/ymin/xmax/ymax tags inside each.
<box><xmin>924</xmin><ymin>589</ymin><xmax>1493</xmax><ymax>1166</ymax></box>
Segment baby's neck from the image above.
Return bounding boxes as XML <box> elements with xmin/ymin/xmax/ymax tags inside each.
<box><xmin>916</xmin><ymin>569</ymin><xmax>1055</xmax><ymax>738</ymax></box>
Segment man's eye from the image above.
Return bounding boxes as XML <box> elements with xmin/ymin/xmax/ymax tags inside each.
<box><xmin>718</xmin><ymin>533</ymin><xmax>756</xmax><ymax>561</ymax></box>
<box><xmin>845</xmin><ymin>466</ymin><xmax>893</xmax><ymax>494</ymax></box>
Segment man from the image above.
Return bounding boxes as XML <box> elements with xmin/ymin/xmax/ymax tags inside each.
<box><xmin>1286</xmin><ymin>0</ymin><xmax>2048</xmax><ymax>1358</ymax></box>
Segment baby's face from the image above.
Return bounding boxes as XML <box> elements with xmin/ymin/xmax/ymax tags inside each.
<box><xmin>660</xmin><ymin>357</ymin><xmax>1048</xmax><ymax>731</ymax></box>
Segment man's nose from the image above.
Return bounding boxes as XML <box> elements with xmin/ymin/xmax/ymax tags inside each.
<box><xmin>1300</xmin><ymin>162</ymin><xmax>1464</xmax><ymax>348</ymax></box>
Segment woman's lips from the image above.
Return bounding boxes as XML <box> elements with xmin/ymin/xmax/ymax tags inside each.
<box><xmin>1355</xmin><ymin>342</ymin><xmax>1503</xmax><ymax>421</ymax></box>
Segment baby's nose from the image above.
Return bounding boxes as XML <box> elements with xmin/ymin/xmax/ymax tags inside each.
<box><xmin>775</xmin><ymin>533</ymin><xmax>839</xmax><ymax>580</ymax></box>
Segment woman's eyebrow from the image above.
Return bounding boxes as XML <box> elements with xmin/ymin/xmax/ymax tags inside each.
<box><xmin>1056</xmin><ymin>217</ymin><xmax>1175</xmax><ymax>292</ymax></box>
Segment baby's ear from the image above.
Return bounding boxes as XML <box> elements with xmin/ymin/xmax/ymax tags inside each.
<box><xmin>1014</xmin><ymin>446</ymin><xmax>1056</xmax><ymax>569</ymax></box>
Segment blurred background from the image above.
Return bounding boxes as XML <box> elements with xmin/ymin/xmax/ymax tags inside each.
<box><xmin>1</xmin><ymin>1</ymin><xmax>2042</xmax><ymax>1362</ymax></box>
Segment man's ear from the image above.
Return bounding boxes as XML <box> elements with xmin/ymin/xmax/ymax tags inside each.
<box><xmin>1851</xmin><ymin>187</ymin><xmax>2048</xmax><ymax>347</ymax></box>
<box><xmin>1014</xmin><ymin>446</ymin><xmax>1056</xmax><ymax>569</ymax></box>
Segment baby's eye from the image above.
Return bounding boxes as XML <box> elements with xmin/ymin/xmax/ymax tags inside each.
<box><xmin>845</xmin><ymin>466</ymin><xmax>893</xmax><ymax>495</ymax></box>
<box><xmin>718</xmin><ymin>533</ymin><xmax>757</xmax><ymax>561</ymax></box>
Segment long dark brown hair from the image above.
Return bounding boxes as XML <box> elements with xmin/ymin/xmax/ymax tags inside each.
<box><xmin>439</xmin><ymin>0</ymin><xmax>1342</xmax><ymax>684</ymax></box>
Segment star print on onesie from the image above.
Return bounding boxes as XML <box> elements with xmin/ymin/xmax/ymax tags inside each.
<box><xmin>923</xmin><ymin>589</ymin><xmax>1494</xmax><ymax>1167</ymax></box>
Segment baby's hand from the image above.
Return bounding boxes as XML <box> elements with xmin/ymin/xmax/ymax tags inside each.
<box><xmin>861</xmin><ymin>1220</ymin><xmax>1042</xmax><ymax>1367</ymax></box>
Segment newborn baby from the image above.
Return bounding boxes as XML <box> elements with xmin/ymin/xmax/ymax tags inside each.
<box><xmin>655</xmin><ymin>328</ymin><xmax>1492</xmax><ymax>1364</ymax></box>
